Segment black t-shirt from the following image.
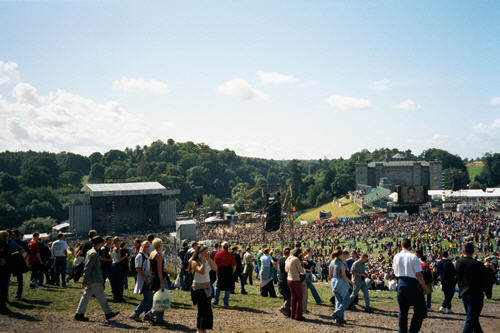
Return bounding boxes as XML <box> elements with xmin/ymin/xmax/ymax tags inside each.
<box><xmin>99</xmin><ymin>246</ymin><xmax>112</xmax><ymax>267</ymax></box>
<box><xmin>456</xmin><ymin>257</ymin><xmax>487</xmax><ymax>298</ymax></box>
<box><xmin>81</xmin><ymin>241</ymin><xmax>93</xmax><ymax>258</ymax></box>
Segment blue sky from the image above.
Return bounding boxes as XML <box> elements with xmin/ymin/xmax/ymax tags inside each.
<box><xmin>1</xmin><ymin>1</ymin><xmax>499</xmax><ymax>159</ymax></box>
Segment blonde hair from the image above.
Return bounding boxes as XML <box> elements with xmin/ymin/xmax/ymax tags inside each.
<box><xmin>152</xmin><ymin>238</ymin><xmax>163</xmax><ymax>250</ymax></box>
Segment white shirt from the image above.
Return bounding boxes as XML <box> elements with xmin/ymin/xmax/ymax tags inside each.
<box><xmin>134</xmin><ymin>252</ymin><xmax>150</xmax><ymax>294</ymax></box>
<box><xmin>392</xmin><ymin>249</ymin><xmax>421</xmax><ymax>279</ymax></box>
<box><xmin>51</xmin><ymin>239</ymin><xmax>68</xmax><ymax>257</ymax></box>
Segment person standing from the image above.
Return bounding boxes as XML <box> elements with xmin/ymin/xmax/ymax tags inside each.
<box><xmin>277</xmin><ymin>247</ymin><xmax>291</xmax><ymax>317</ymax></box>
<box><xmin>9</xmin><ymin>230</ymin><xmax>27</xmax><ymax>299</ymax></box>
<box><xmin>259</xmin><ymin>248</ymin><xmax>277</xmax><ymax>297</ymax></box>
<box><xmin>0</xmin><ymin>231</ymin><xmax>10</xmax><ymax>313</ymax></box>
<box><xmin>189</xmin><ymin>245</ymin><xmax>217</xmax><ymax>333</ymax></box>
<box><xmin>28</xmin><ymin>232</ymin><xmax>43</xmax><ymax>288</ymax></box>
<box><xmin>349</xmin><ymin>253</ymin><xmax>374</xmax><ymax>313</ymax></box>
<box><xmin>285</xmin><ymin>247</ymin><xmax>305</xmax><ymax>321</ymax></box>
<box><xmin>393</xmin><ymin>238</ymin><xmax>430</xmax><ymax>333</ymax></box>
<box><xmin>415</xmin><ymin>250</ymin><xmax>433</xmax><ymax>311</ymax></box>
<box><xmin>242</xmin><ymin>247</ymin><xmax>254</xmax><ymax>286</ymax></box>
<box><xmin>178</xmin><ymin>240</ymin><xmax>189</xmax><ymax>290</ymax></box>
<box><xmin>74</xmin><ymin>236</ymin><xmax>119</xmax><ymax>321</ymax></box>
<box><xmin>304</xmin><ymin>247</ymin><xmax>322</xmax><ymax>305</ymax></box>
<box><xmin>435</xmin><ymin>251</ymin><xmax>456</xmax><ymax>314</ymax></box>
<box><xmin>110</xmin><ymin>237</ymin><xmax>128</xmax><ymax>302</ymax></box>
<box><xmin>232</xmin><ymin>246</ymin><xmax>246</xmax><ymax>294</ymax></box>
<box><xmin>51</xmin><ymin>233</ymin><xmax>69</xmax><ymax>288</ymax></box>
<box><xmin>130</xmin><ymin>241</ymin><xmax>153</xmax><ymax>322</ymax></box>
<box><xmin>456</xmin><ymin>243</ymin><xmax>488</xmax><ymax>333</ymax></box>
<box><xmin>213</xmin><ymin>242</ymin><xmax>236</xmax><ymax>307</ymax></box>
<box><xmin>100</xmin><ymin>236</ymin><xmax>113</xmax><ymax>289</ymax></box>
<box><xmin>330</xmin><ymin>249</ymin><xmax>354</xmax><ymax>325</ymax></box>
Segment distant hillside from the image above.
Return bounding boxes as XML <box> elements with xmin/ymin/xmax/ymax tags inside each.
<box><xmin>466</xmin><ymin>161</ymin><xmax>484</xmax><ymax>181</ymax></box>
<box><xmin>295</xmin><ymin>197</ymin><xmax>361</xmax><ymax>222</ymax></box>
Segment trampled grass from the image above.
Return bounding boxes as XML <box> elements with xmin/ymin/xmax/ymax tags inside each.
<box><xmin>8</xmin><ymin>274</ymin><xmax>498</xmax><ymax>316</ymax></box>
<box><xmin>296</xmin><ymin>198</ymin><xmax>361</xmax><ymax>223</ymax></box>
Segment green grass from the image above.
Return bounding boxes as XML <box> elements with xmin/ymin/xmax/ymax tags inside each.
<box><xmin>467</xmin><ymin>165</ymin><xmax>483</xmax><ymax>181</ymax></box>
<box><xmin>9</xmin><ymin>274</ymin><xmax>497</xmax><ymax>315</ymax></box>
<box><xmin>296</xmin><ymin>198</ymin><xmax>361</xmax><ymax>223</ymax></box>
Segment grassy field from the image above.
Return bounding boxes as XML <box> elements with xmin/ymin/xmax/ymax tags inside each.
<box><xmin>295</xmin><ymin>198</ymin><xmax>361</xmax><ymax>222</ymax></box>
<box><xmin>6</xmin><ymin>274</ymin><xmax>499</xmax><ymax>316</ymax></box>
<box><xmin>466</xmin><ymin>163</ymin><xmax>484</xmax><ymax>181</ymax></box>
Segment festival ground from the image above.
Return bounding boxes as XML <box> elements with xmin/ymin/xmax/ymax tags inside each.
<box><xmin>1</xmin><ymin>277</ymin><xmax>498</xmax><ymax>333</ymax></box>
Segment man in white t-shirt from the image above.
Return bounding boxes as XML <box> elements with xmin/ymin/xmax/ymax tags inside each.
<box><xmin>51</xmin><ymin>233</ymin><xmax>69</xmax><ymax>287</ymax></box>
<box><xmin>393</xmin><ymin>238</ymin><xmax>430</xmax><ymax>333</ymax></box>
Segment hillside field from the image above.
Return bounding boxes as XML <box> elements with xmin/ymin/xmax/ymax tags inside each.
<box><xmin>467</xmin><ymin>162</ymin><xmax>484</xmax><ymax>181</ymax></box>
<box><xmin>295</xmin><ymin>197</ymin><xmax>361</xmax><ymax>222</ymax></box>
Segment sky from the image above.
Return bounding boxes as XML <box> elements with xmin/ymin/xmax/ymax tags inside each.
<box><xmin>0</xmin><ymin>0</ymin><xmax>499</xmax><ymax>160</ymax></box>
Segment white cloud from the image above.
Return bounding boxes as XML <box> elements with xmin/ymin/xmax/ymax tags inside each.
<box><xmin>490</xmin><ymin>97</ymin><xmax>500</xmax><ymax>106</ymax></box>
<box><xmin>371</xmin><ymin>79</ymin><xmax>390</xmax><ymax>91</ymax></box>
<box><xmin>327</xmin><ymin>94</ymin><xmax>372</xmax><ymax>110</ymax></box>
<box><xmin>217</xmin><ymin>78</ymin><xmax>268</xmax><ymax>101</ymax></box>
<box><xmin>0</xmin><ymin>61</ymin><xmax>18</xmax><ymax>85</ymax></box>
<box><xmin>112</xmin><ymin>76</ymin><xmax>169</xmax><ymax>94</ymax></box>
<box><xmin>394</xmin><ymin>99</ymin><xmax>421</xmax><ymax>110</ymax></box>
<box><xmin>12</xmin><ymin>82</ymin><xmax>41</xmax><ymax>104</ymax></box>
<box><xmin>432</xmin><ymin>134</ymin><xmax>449</xmax><ymax>141</ymax></box>
<box><xmin>256</xmin><ymin>70</ymin><xmax>298</xmax><ymax>85</ymax></box>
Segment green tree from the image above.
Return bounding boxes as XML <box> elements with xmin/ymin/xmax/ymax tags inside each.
<box><xmin>0</xmin><ymin>172</ymin><xmax>20</xmax><ymax>192</ymax></box>
<box><xmin>18</xmin><ymin>216</ymin><xmax>58</xmax><ymax>234</ymax></box>
<box><xmin>477</xmin><ymin>153</ymin><xmax>500</xmax><ymax>187</ymax></box>
<box><xmin>443</xmin><ymin>168</ymin><xmax>470</xmax><ymax>190</ymax></box>
<box><xmin>88</xmin><ymin>163</ymin><xmax>105</xmax><ymax>183</ymax></box>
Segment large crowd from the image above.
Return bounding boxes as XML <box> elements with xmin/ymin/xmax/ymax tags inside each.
<box><xmin>0</xmin><ymin>203</ymin><xmax>499</xmax><ymax>333</ymax></box>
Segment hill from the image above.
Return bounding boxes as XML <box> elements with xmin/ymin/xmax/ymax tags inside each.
<box><xmin>466</xmin><ymin>161</ymin><xmax>484</xmax><ymax>181</ymax></box>
<box><xmin>295</xmin><ymin>197</ymin><xmax>361</xmax><ymax>222</ymax></box>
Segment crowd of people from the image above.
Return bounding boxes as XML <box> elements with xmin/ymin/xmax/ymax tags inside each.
<box><xmin>0</xmin><ymin>205</ymin><xmax>499</xmax><ymax>332</ymax></box>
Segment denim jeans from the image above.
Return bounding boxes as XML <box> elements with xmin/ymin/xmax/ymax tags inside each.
<box><xmin>442</xmin><ymin>285</ymin><xmax>455</xmax><ymax>310</ymax></box>
<box><xmin>397</xmin><ymin>277</ymin><xmax>427</xmax><ymax>333</ymax></box>
<box><xmin>54</xmin><ymin>257</ymin><xmax>67</xmax><ymax>287</ymax></box>
<box><xmin>332</xmin><ymin>278</ymin><xmax>350</xmax><ymax>321</ymax></box>
<box><xmin>305</xmin><ymin>272</ymin><xmax>322</xmax><ymax>304</ymax></box>
<box><xmin>213</xmin><ymin>280</ymin><xmax>230</xmax><ymax>307</ymax></box>
<box><xmin>350</xmin><ymin>283</ymin><xmax>370</xmax><ymax>308</ymax></box>
<box><xmin>134</xmin><ymin>284</ymin><xmax>153</xmax><ymax>316</ymax></box>
<box><xmin>461</xmin><ymin>295</ymin><xmax>483</xmax><ymax>333</ymax></box>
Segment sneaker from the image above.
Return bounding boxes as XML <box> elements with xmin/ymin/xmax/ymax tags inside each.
<box><xmin>144</xmin><ymin>312</ymin><xmax>154</xmax><ymax>323</ymax></box>
<box><xmin>74</xmin><ymin>313</ymin><xmax>89</xmax><ymax>321</ymax></box>
<box><xmin>105</xmin><ymin>311</ymin><xmax>119</xmax><ymax>320</ymax></box>
<box><xmin>241</xmin><ymin>290</ymin><xmax>248</xmax><ymax>295</ymax></box>
<box><xmin>152</xmin><ymin>319</ymin><xmax>167</xmax><ymax>326</ymax></box>
<box><xmin>364</xmin><ymin>307</ymin><xmax>374</xmax><ymax>313</ymax></box>
<box><xmin>279</xmin><ymin>308</ymin><xmax>289</xmax><ymax>317</ymax></box>
<box><xmin>129</xmin><ymin>313</ymin><xmax>142</xmax><ymax>322</ymax></box>
<box><xmin>447</xmin><ymin>309</ymin><xmax>454</xmax><ymax>314</ymax></box>
<box><xmin>439</xmin><ymin>306</ymin><xmax>446</xmax><ymax>313</ymax></box>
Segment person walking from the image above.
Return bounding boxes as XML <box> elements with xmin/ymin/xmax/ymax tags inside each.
<box><xmin>456</xmin><ymin>242</ymin><xmax>488</xmax><ymax>333</ymax></box>
<box><xmin>285</xmin><ymin>247</ymin><xmax>305</xmax><ymax>321</ymax></box>
<box><xmin>349</xmin><ymin>253</ymin><xmax>374</xmax><ymax>313</ymax></box>
<box><xmin>242</xmin><ymin>247</ymin><xmax>254</xmax><ymax>286</ymax></box>
<box><xmin>130</xmin><ymin>241</ymin><xmax>153</xmax><ymax>322</ymax></box>
<box><xmin>304</xmin><ymin>247</ymin><xmax>322</xmax><ymax>305</ymax></box>
<box><xmin>74</xmin><ymin>236</ymin><xmax>119</xmax><ymax>321</ymax></box>
<box><xmin>213</xmin><ymin>242</ymin><xmax>236</xmax><ymax>307</ymax></box>
<box><xmin>330</xmin><ymin>249</ymin><xmax>354</xmax><ymax>325</ymax></box>
<box><xmin>259</xmin><ymin>248</ymin><xmax>277</xmax><ymax>297</ymax></box>
<box><xmin>393</xmin><ymin>238</ymin><xmax>430</xmax><ymax>333</ymax></box>
<box><xmin>28</xmin><ymin>232</ymin><xmax>43</xmax><ymax>288</ymax></box>
<box><xmin>51</xmin><ymin>233</ymin><xmax>69</xmax><ymax>288</ymax></box>
<box><xmin>435</xmin><ymin>251</ymin><xmax>456</xmax><ymax>314</ymax></box>
<box><xmin>232</xmin><ymin>246</ymin><xmax>246</xmax><ymax>294</ymax></box>
<box><xmin>415</xmin><ymin>250</ymin><xmax>433</xmax><ymax>311</ymax></box>
<box><xmin>277</xmin><ymin>247</ymin><xmax>291</xmax><ymax>317</ymax></box>
<box><xmin>189</xmin><ymin>245</ymin><xmax>217</xmax><ymax>333</ymax></box>
<box><xmin>148</xmin><ymin>238</ymin><xmax>169</xmax><ymax>326</ymax></box>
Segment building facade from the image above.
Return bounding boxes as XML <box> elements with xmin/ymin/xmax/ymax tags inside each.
<box><xmin>355</xmin><ymin>160</ymin><xmax>442</xmax><ymax>191</ymax></box>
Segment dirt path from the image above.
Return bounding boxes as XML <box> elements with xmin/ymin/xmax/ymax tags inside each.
<box><xmin>1</xmin><ymin>302</ymin><xmax>499</xmax><ymax>333</ymax></box>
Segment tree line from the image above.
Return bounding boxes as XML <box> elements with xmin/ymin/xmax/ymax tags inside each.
<box><xmin>0</xmin><ymin>139</ymin><xmax>498</xmax><ymax>231</ymax></box>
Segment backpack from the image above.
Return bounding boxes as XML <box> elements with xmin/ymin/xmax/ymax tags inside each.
<box><xmin>422</xmin><ymin>264</ymin><xmax>433</xmax><ymax>284</ymax></box>
<box><xmin>38</xmin><ymin>241</ymin><xmax>52</xmax><ymax>262</ymax></box>
<box><xmin>8</xmin><ymin>252</ymin><xmax>28</xmax><ymax>274</ymax></box>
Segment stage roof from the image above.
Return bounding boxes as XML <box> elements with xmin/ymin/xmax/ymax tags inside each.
<box><xmin>82</xmin><ymin>182</ymin><xmax>180</xmax><ymax>197</ymax></box>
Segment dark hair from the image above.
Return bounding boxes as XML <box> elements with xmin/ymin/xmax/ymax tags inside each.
<box><xmin>401</xmin><ymin>238</ymin><xmax>411</xmax><ymax>249</ymax></box>
<box><xmin>291</xmin><ymin>248</ymin><xmax>302</xmax><ymax>257</ymax></box>
<box><xmin>232</xmin><ymin>246</ymin><xmax>239</xmax><ymax>252</ymax></box>
<box><xmin>283</xmin><ymin>247</ymin><xmax>291</xmax><ymax>256</ymax></box>
<box><xmin>13</xmin><ymin>230</ymin><xmax>20</xmax><ymax>237</ymax></box>
<box><xmin>57</xmin><ymin>233</ymin><xmax>64</xmax><ymax>240</ymax></box>
<box><xmin>147</xmin><ymin>234</ymin><xmax>155</xmax><ymax>242</ymax></box>
<box><xmin>331</xmin><ymin>249</ymin><xmax>342</xmax><ymax>259</ymax></box>
<box><xmin>182</xmin><ymin>240</ymin><xmax>189</xmax><ymax>247</ymax></box>
<box><xmin>33</xmin><ymin>232</ymin><xmax>40</xmax><ymax>237</ymax></box>
<box><xmin>294</xmin><ymin>241</ymin><xmax>302</xmax><ymax>249</ymax></box>
<box><xmin>442</xmin><ymin>251</ymin><xmax>449</xmax><ymax>258</ymax></box>
<box><xmin>463</xmin><ymin>242</ymin><xmax>475</xmax><ymax>256</ymax></box>
<box><xmin>263</xmin><ymin>248</ymin><xmax>270</xmax><ymax>255</ymax></box>
<box><xmin>88</xmin><ymin>229</ymin><xmax>97</xmax><ymax>238</ymax></box>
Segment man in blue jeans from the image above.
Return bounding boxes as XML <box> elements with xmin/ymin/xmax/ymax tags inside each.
<box><xmin>349</xmin><ymin>253</ymin><xmax>373</xmax><ymax>312</ymax></box>
<box><xmin>51</xmin><ymin>233</ymin><xmax>69</xmax><ymax>288</ymax></box>
<box><xmin>456</xmin><ymin>243</ymin><xmax>488</xmax><ymax>333</ymax></box>
<box><xmin>393</xmin><ymin>238</ymin><xmax>430</xmax><ymax>333</ymax></box>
